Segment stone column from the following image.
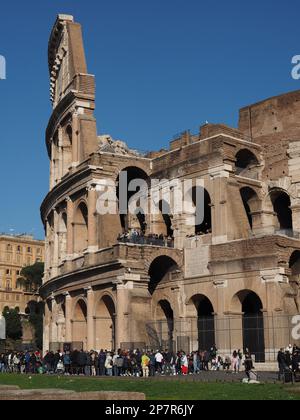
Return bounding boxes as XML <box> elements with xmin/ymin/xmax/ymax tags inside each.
<box><xmin>87</xmin><ymin>186</ymin><xmax>98</xmax><ymax>252</ymax></box>
<box><xmin>64</xmin><ymin>293</ymin><xmax>73</xmax><ymax>344</ymax></box>
<box><xmin>115</xmin><ymin>279</ymin><xmax>130</xmax><ymax>349</ymax></box>
<box><xmin>212</xmin><ymin>177</ymin><xmax>227</xmax><ymax>244</ymax></box>
<box><xmin>52</xmin><ymin>209</ymin><xmax>59</xmax><ymax>277</ymax></box>
<box><xmin>291</xmin><ymin>204</ymin><xmax>300</xmax><ymax>234</ymax></box>
<box><xmin>48</xmin><ymin>295</ymin><xmax>58</xmax><ymax>350</ymax></box>
<box><xmin>43</xmin><ymin>304</ymin><xmax>51</xmax><ymax>353</ymax></box>
<box><xmin>72</xmin><ymin>112</ymin><xmax>79</xmax><ymax>166</ymax></box>
<box><xmin>86</xmin><ymin>287</ymin><xmax>95</xmax><ymax>350</ymax></box>
<box><xmin>66</xmin><ymin>197</ymin><xmax>74</xmax><ymax>257</ymax></box>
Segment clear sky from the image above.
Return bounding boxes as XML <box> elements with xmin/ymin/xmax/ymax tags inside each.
<box><xmin>0</xmin><ymin>0</ymin><xmax>299</xmax><ymax>239</ymax></box>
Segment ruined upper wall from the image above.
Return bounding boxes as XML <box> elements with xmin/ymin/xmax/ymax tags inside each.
<box><xmin>48</xmin><ymin>14</ymin><xmax>92</xmax><ymax>108</ymax></box>
<box><xmin>239</xmin><ymin>90</ymin><xmax>300</xmax><ymax>180</ymax></box>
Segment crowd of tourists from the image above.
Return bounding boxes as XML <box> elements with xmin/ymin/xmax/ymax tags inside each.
<box><xmin>277</xmin><ymin>345</ymin><xmax>300</xmax><ymax>381</ymax></box>
<box><xmin>117</xmin><ymin>230</ymin><xmax>174</xmax><ymax>248</ymax></box>
<box><xmin>0</xmin><ymin>346</ymin><xmax>254</xmax><ymax>377</ymax></box>
<box><xmin>1</xmin><ymin>345</ymin><xmax>298</xmax><ymax>378</ymax></box>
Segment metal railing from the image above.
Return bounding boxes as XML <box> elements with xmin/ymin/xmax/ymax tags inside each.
<box><xmin>118</xmin><ymin>236</ymin><xmax>174</xmax><ymax>248</ymax></box>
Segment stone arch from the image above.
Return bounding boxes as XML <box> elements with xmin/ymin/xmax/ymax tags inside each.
<box><xmin>235</xmin><ymin>149</ymin><xmax>259</xmax><ymax>177</ymax></box>
<box><xmin>265</xmin><ymin>189</ymin><xmax>293</xmax><ymax>232</ymax></box>
<box><xmin>72</xmin><ymin>298</ymin><xmax>87</xmax><ymax>350</ymax></box>
<box><xmin>94</xmin><ymin>294</ymin><xmax>116</xmax><ymax>351</ymax></box>
<box><xmin>240</xmin><ymin>187</ymin><xmax>261</xmax><ymax>230</ymax></box>
<box><xmin>231</xmin><ymin>290</ymin><xmax>265</xmax><ymax>362</ymax></box>
<box><xmin>289</xmin><ymin>251</ymin><xmax>300</xmax><ymax>276</ymax></box>
<box><xmin>156</xmin><ymin>299</ymin><xmax>175</xmax><ymax>351</ymax></box>
<box><xmin>144</xmin><ymin>249</ymin><xmax>183</xmax><ymax>273</ymax></box>
<box><xmin>187</xmin><ymin>294</ymin><xmax>215</xmax><ymax>351</ymax></box>
<box><xmin>116</xmin><ymin>166</ymin><xmax>150</xmax><ymax>234</ymax></box>
<box><xmin>148</xmin><ymin>255</ymin><xmax>180</xmax><ymax>295</ymax></box>
<box><xmin>157</xmin><ymin>199</ymin><xmax>174</xmax><ymax>238</ymax></box>
<box><xmin>185</xmin><ymin>185</ymin><xmax>212</xmax><ymax>235</ymax></box>
<box><xmin>73</xmin><ymin>201</ymin><xmax>88</xmax><ymax>253</ymax></box>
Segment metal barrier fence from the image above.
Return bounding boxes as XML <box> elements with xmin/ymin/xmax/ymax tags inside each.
<box><xmin>146</xmin><ymin>314</ymin><xmax>300</xmax><ymax>362</ymax></box>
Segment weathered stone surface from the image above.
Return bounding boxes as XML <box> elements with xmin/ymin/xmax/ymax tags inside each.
<box><xmin>0</xmin><ymin>389</ymin><xmax>145</xmax><ymax>401</ymax></box>
<box><xmin>0</xmin><ymin>385</ymin><xmax>20</xmax><ymax>391</ymax></box>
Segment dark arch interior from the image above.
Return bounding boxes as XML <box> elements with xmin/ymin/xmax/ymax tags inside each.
<box><xmin>235</xmin><ymin>149</ymin><xmax>258</xmax><ymax>175</ymax></box>
<box><xmin>101</xmin><ymin>295</ymin><xmax>116</xmax><ymax>318</ymax></box>
<box><xmin>272</xmin><ymin>192</ymin><xmax>292</xmax><ymax>231</ymax></box>
<box><xmin>77</xmin><ymin>203</ymin><xmax>88</xmax><ymax>226</ymax></box>
<box><xmin>242</xmin><ymin>292</ymin><xmax>263</xmax><ymax>314</ymax></box>
<box><xmin>240</xmin><ymin>187</ymin><xmax>258</xmax><ymax>230</ymax></box>
<box><xmin>239</xmin><ymin>291</ymin><xmax>265</xmax><ymax>362</ymax></box>
<box><xmin>148</xmin><ymin>256</ymin><xmax>178</xmax><ymax>295</ymax></box>
<box><xmin>159</xmin><ymin>200</ymin><xmax>174</xmax><ymax>237</ymax></box>
<box><xmin>192</xmin><ymin>187</ymin><xmax>212</xmax><ymax>235</ymax></box>
<box><xmin>192</xmin><ymin>295</ymin><xmax>215</xmax><ymax>351</ymax></box>
<box><xmin>289</xmin><ymin>251</ymin><xmax>300</xmax><ymax>275</ymax></box>
<box><xmin>75</xmin><ymin>299</ymin><xmax>87</xmax><ymax>321</ymax></box>
<box><xmin>117</xmin><ymin>167</ymin><xmax>149</xmax><ymax>233</ymax></box>
<box><xmin>159</xmin><ymin>300</ymin><xmax>174</xmax><ymax>351</ymax></box>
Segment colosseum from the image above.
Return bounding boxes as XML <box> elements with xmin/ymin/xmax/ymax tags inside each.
<box><xmin>40</xmin><ymin>14</ymin><xmax>300</xmax><ymax>362</ymax></box>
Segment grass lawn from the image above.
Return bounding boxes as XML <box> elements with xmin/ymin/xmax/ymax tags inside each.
<box><xmin>0</xmin><ymin>374</ymin><xmax>299</xmax><ymax>400</ymax></box>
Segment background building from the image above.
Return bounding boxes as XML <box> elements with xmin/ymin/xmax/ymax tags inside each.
<box><xmin>0</xmin><ymin>234</ymin><xmax>44</xmax><ymax>313</ymax></box>
<box><xmin>40</xmin><ymin>15</ymin><xmax>300</xmax><ymax>361</ymax></box>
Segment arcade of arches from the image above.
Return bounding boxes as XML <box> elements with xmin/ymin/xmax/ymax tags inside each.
<box><xmin>42</xmin><ymin>15</ymin><xmax>300</xmax><ymax>363</ymax></box>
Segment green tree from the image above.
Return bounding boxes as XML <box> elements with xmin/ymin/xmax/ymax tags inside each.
<box><xmin>2</xmin><ymin>306</ymin><xmax>22</xmax><ymax>341</ymax></box>
<box><xmin>17</xmin><ymin>262</ymin><xmax>44</xmax><ymax>293</ymax></box>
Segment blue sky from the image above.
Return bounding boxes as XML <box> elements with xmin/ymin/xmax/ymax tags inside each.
<box><xmin>0</xmin><ymin>0</ymin><xmax>299</xmax><ymax>239</ymax></box>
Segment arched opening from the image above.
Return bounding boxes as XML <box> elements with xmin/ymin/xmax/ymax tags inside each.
<box><xmin>73</xmin><ymin>299</ymin><xmax>87</xmax><ymax>350</ymax></box>
<box><xmin>235</xmin><ymin>149</ymin><xmax>259</xmax><ymax>177</ymax></box>
<box><xmin>270</xmin><ymin>191</ymin><xmax>293</xmax><ymax>232</ymax></box>
<box><xmin>116</xmin><ymin>167</ymin><xmax>150</xmax><ymax>234</ymax></box>
<box><xmin>58</xmin><ymin>212</ymin><xmax>68</xmax><ymax>262</ymax></box>
<box><xmin>95</xmin><ymin>295</ymin><xmax>116</xmax><ymax>351</ymax></box>
<box><xmin>62</xmin><ymin>124</ymin><xmax>73</xmax><ymax>176</ymax></box>
<box><xmin>191</xmin><ymin>187</ymin><xmax>212</xmax><ymax>235</ymax></box>
<box><xmin>240</xmin><ymin>187</ymin><xmax>260</xmax><ymax>230</ymax></box>
<box><xmin>234</xmin><ymin>290</ymin><xmax>265</xmax><ymax>362</ymax></box>
<box><xmin>148</xmin><ymin>256</ymin><xmax>179</xmax><ymax>295</ymax></box>
<box><xmin>289</xmin><ymin>251</ymin><xmax>300</xmax><ymax>276</ymax></box>
<box><xmin>73</xmin><ymin>202</ymin><xmax>88</xmax><ymax>253</ymax></box>
<box><xmin>159</xmin><ymin>200</ymin><xmax>174</xmax><ymax>238</ymax></box>
<box><xmin>289</xmin><ymin>251</ymin><xmax>300</xmax><ymax>312</ymax></box>
<box><xmin>190</xmin><ymin>295</ymin><xmax>215</xmax><ymax>351</ymax></box>
<box><xmin>156</xmin><ymin>300</ymin><xmax>174</xmax><ymax>351</ymax></box>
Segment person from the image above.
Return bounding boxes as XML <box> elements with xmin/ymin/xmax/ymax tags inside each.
<box><xmin>98</xmin><ymin>350</ymin><xmax>106</xmax><ymax>376</ymax></box>
<box><xmin>163</xmin><ymin>350</ymin><xmax>173</xmax><ymax>376</ymax></box>
<box><xmin>105</xmin><ymin>352</ymin><xmax>113</xmax><ymax>376</ymax></box>
<box><xmin>237</xmin><ymin>349</ymin><xmax>243</xmax><ymax>373</ymax></box>
<box><xmin>181</xmin><ymin>352</ymin><xmax>188</xmax><ymax>375</ymax></box>
<box><xmin>78</xmin><ymin>350</ymin><xmax>87</xmax><ymax>375</ymax></box>
<box><xmin>141</xmin><ymin>352</ymin><xmax>150</xmax><ymax>378</ymax></box>
<box><xmin>244</xmin><ymin>350</ymin><xmax>253</xmax><ymax>380</ymax></box>
<box><xmin>155</xmin><ymin>351</ymin><xmax>164</xmax><ymax>375</ymax></box>
<box><xmin>277</xmin><ymin>348</ymin><xmax>288</xmax><ymax>381</ymax></box>
<box><xmin>231</xmin><ymin>350</ymin><xmax>239</xmax><ymax>374</ymax></box>
<box><xmin>149</xmin><ymin>351</ymin><xmax>156</xmax><ymax>377</ymax></box>
<box><xmin>63</xmin><ymin>351</ymin><xmax>71</xmax><ymax>375</ymax></box>
<box><xmin>91</xmin><ymin>351</ymin><xmax>98</xmax><ymax>377</ymax></box>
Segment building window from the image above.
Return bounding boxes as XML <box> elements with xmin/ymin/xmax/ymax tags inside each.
<box><xmin>27</xmin><ymin>247</ymin><xmax>32</xmax><ymax>253</ymax></box>
<box><xmin>17</xmin><ymin>246</ymin><xmax>21</xmax><ymax>253</ymax></box>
